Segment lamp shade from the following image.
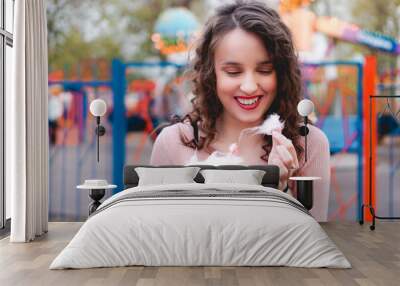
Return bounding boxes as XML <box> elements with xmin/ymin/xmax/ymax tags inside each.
<box><xmin>297</xmin><ymin>99</ymin><xmax>314</xmax><ymax>117</ymax></box>
<box><xmin>90</xmin><ymin>99</ymin><xmax>107</xmax><ymax>117</ymax></box>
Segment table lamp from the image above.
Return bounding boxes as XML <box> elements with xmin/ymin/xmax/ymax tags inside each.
<box><xmin>89</xmin><ymin>99</ymin><xmax>107</xmax><ymax>162</ymax></box>
<box><xmin>289</xmin><ymin>99</ymin><xmax>320</xmax><ymax>210</ymax></box>
<box><xmin>297</xmin><ymin>99</ymin><xmax>314</xmax><ymax>162</ymax></box>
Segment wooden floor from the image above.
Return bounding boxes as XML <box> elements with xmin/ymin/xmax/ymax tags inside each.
<box><xmin>0</xmin><ymin>222</ymin><xmax>399</xmax><ymax>286</ymax></box>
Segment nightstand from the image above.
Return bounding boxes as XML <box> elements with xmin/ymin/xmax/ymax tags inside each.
<box><xmin>77</xmin><ymin>180</ymin><xmax>117</xmax><ymax>215</ymax></box>
<box><xmin>289</xmin><ymin>177</ymin><xmax>321</xmax><ymax>210</ymax></box>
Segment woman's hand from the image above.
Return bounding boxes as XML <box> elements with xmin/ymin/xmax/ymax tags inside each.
<box><xmin>267</xmin><ymin>131</ymin><xmax>299</xmax><ymax>190</ymax></box>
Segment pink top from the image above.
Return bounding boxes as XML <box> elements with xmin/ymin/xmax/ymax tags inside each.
<box><xmin>150</xmin><ymin>122</ymin><xmax>330</xmax><ymax>222</ymax></box>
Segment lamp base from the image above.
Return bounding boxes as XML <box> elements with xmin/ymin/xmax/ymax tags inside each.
<box><xmin>298</xmin><ymin>125</ymin><xmax>309</xmax><ymax>136</ymax></box>
<box><xmin>95</xmin><ymin>125</ymin><xmax>106</xmax><ymax>136</ymax></box>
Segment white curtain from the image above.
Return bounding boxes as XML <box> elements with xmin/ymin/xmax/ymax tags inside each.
<box><xmin>7</xmin><ymin>0</ymin><xmax>49</xmax><ymax>242</ymax></box>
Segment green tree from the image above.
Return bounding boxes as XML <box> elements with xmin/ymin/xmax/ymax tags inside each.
<box><xmin>47</xmin><ymin>0</ymin><xmax>205</xmax><ymax>73</ymax></box>
<box><xmin>350</xmin><ymin>0</ymin><xmax>400</xmax><ymax>75</ymax></box>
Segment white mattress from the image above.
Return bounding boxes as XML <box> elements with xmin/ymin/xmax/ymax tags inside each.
<box><xmin>50</xmin><ymin>183</ymin><xmax>350</xmax><ymax>269</ymax></box>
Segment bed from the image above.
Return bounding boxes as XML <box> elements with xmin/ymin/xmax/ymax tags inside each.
<box><xmin>50</xmin><ymin>165</ymin><xmax>350</xmax><ymax>269</ymax></box>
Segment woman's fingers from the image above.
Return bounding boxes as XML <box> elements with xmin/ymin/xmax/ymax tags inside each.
<box><xmin>270</xmin><ymin>131</ymin><xmax>300</xmax><ymax>190</ymax></box>
<box><xmin>272</xmin><ymin>132</ymin><xmax>299</xmax><ymax>169</ymax></box>
<box><xmin>275</xmin><ymin>145</ymin><xmax>292</xmax><ymax>167</ymax></box>
<box><xmin>275</xmin><ymin>145</ymin><xmax>297</xmax><ymax>169</ymax></box>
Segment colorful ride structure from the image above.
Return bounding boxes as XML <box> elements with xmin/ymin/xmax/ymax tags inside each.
<box><xmin>281</xmin><ymin>1</ymin><xmax>399</xmax><ymax>222</ymax></box>
<box><xmin>47</xmin><ymin>1</ymin><xmax>399</xmax><ymax>221</ymax></box>
<box><xmin>48</xmin><ymin>58</ymin><xmax>367</xmax><ymax>221</ymax></box>
<box><xmin>280</xmin><ymin>0</ymin><xmax>400</xmax><ymax>55</ymax></box>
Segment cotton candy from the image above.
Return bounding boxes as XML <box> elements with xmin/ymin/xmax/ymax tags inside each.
<box><xmin>185</xmin><ymin>114</ymin><xmax>284</xmax><ymax>166</ymax></box>
<box><xmin>186</xmin><ymin>148</ymin><xmax>243</xmax><ymax>166</ymax></box>
<box><xmin>239</xmin><ymin>113</ymin><xmax>284</xmax><ymax>141</ymax></box>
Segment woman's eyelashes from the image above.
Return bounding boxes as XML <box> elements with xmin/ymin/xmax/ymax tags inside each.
<box><xmin>224</xmin><ymin>69</ymin><xmax>274</xmax><ymax>76</ymax></box>
<box><xmin>258</xmin><ymin>69</ymin><xmax>274</xmax><ymax>75</ymax></box>
<box><xmin>225</xmin><ymin>70</ymin><xmax>241</xmax><ymax>76</ymax></box>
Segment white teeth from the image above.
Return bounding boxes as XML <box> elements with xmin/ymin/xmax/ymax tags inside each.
<box><xmin>237</xmin><ymin>97</ymin><xmax>259</xmax><ymax>105</ymax></box>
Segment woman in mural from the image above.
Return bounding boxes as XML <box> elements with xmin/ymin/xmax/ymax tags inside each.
<box><xmin>150</xmin><ymin>1</ymin><xmax>330</xmax><ymax>221</ymax></box>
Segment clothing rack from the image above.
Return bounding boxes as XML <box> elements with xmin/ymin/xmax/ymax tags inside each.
<box><xmin>360</xmin><ymin>95</ymin><xmax>400</xmax><ymax>230</ymax></box>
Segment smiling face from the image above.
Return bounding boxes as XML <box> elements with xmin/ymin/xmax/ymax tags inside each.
<box><xmin>214</xmin><ymin>28</ymin><xmax>277</xmax><ymax>126</ymax></box>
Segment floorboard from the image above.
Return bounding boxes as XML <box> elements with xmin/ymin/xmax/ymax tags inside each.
<box><xmin>0</xmin><ymin>222</ymin><xmax>398</xmax><ymax>286</ymax></box>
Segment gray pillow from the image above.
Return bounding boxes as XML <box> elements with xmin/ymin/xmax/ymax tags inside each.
<box><xmin>200</xmin><ymin>169</ymin><xmax>266</xmax><ymax>185</ymax></box>
<box><xmin>135</xmin><ymin>167</ymin><xmax>201</xmax><ymax>186</ymax></box>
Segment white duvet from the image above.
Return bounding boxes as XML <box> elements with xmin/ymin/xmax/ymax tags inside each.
<box><xmin>50</xmin><ymin>183</ymin><xmax>351</xmax><ymax>269</ymax></box>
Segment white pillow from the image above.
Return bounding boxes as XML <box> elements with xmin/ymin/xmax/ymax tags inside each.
<box><xmin>135</xmin><ymin>167</ymin><xmax>200</xmax><ymax>186</ymax></box>
<box><xmin>200</xmin><ymin>169</ymin><xmax>266</xmax><ymax>185</ymax></box>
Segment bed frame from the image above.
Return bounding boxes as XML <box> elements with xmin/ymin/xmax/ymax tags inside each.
<box><xmin>123</xmin><ymin>165</ymin><xmax>280</xmax><ymax>189</ymax></box>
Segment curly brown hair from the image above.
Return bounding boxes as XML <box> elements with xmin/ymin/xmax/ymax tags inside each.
<box><xmin>179</xmin><ymin>0</ymin><xmax>304</xmax><ymax>161</ymax></box>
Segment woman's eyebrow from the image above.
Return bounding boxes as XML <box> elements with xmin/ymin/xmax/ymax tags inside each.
<box><xmin>221</xmin><ymin>61</ymin><xmax>242</xmax><ymax>66</ymax></box>
<box><xmin>220</xmin><ymin>60</ymin><xmax>273</xmax><ymax>66</ymax></box>
<box><xmin>257</xmin><ymin>60</ymin><xmax>273</xmax><ymax>65</ymax></box>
